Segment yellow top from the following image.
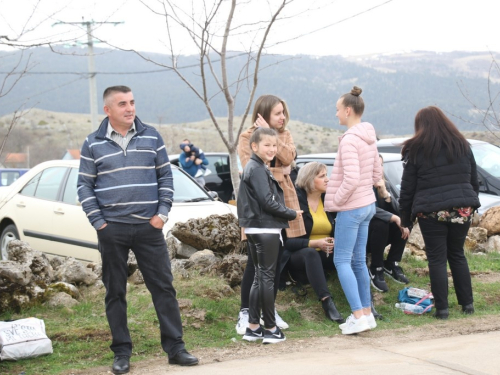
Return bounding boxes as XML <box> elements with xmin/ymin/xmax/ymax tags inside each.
<box><xmin>309</xmin><ymin>199</ymin><xmax>332</xmax><ymax>250</ymax></box>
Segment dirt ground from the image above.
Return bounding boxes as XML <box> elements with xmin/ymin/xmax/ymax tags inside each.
<box><xmin>68</xmin><ymin>314</ymin><xmax>500</xmax><ymax>375</ymax></box>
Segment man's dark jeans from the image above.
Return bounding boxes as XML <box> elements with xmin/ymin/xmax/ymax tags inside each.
<box><xmin>97</xmin><ymin>222</ymin><xmax>185</xmax><ymax>357</ymax></box>
<box><xmin>418</xmin><ymin>218</ymin><xmax>473</xmax><ymax>310</ymax></box>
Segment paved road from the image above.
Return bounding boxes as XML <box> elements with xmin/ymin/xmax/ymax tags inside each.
<box><xmin>152</xmin><ymin>331</ymin><xmax>499</xmax><ymax>375</ymax></box>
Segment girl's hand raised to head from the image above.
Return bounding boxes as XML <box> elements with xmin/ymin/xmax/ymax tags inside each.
<box><xmin>255</xmin><ymin>113</ymin><xmax>270</xmax><ymax>128</ymax></box>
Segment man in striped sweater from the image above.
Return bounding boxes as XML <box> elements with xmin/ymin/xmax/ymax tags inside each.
<box><xmin>78</xmin><ymin>86</ymin><xmax>198</xmax><ymax>373</ymax></box>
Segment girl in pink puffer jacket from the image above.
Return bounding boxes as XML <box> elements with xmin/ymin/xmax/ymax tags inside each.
<box><xmin>324</xmin><ymin>86</ymin><xmax>382</xmax><ymax>335</ymax></box>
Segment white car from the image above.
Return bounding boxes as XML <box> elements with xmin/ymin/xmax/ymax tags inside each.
<box><xmin>0</xmin><ymin>160</ymin><xmax>237</xmax><ymax>262</ymax></box>
<box><xmin>296</xmin><ymin>152</ymin><xmax>500</xmax><ymax>216</ymax></box>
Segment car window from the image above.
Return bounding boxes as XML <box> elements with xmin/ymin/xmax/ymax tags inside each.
<box><xmin>20</xmin><ymin>172</ymin><xmax>42</xmax><ymax>197</ymax></box>
<box><xmin>1</xmin><ymin>171</ymin><xmax>21</xmax><ymax>186</ymax></box>
<box><xmin>383</xmin><ymin>160</ymin><xmax>404</xmax><ymax>195</ymax></box>
<box><xmin>172</xmin><ymin>168</ymin><xmax>211</xmax><ymax>202</ymax></box>
<box><xmin>206</xmin><ymin>155</ymin><xmax>230</xmax><ymax>174</ymax></box>
<box><xmin>62</xmin><ymin>167</ymin><xmax>79</xmax><ymax>205</ymax></box>
<box><xmin>28</xmin><ymin>167</ymin><xmax>67</xmax><ymax>201</ymax></box>
<box><xmin>471</xmin><ymin>143</ymin><xmax>500</xmax><ymax>178</ymax></box>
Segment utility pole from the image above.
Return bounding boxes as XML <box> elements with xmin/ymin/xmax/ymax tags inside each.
<box><xmin>53</xmin><ymin>20</ymin><xmax>123</xmax><ymax>131</ymax></box>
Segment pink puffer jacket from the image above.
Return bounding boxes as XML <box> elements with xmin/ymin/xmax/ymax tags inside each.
<box><xmin>324</xmin><ymin>122</ymin><xmax>382</xmax><ymax>212</ymax></box>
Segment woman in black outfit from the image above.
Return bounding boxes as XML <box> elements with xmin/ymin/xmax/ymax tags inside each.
<box><xmin>282</xmin><ymin>162</ymin><xmax>344</xmax><ymax>323</ymax></box>
<box><xmin>399</xmin><ymin>106</ymin><xmax>480</xmax><ymax>319</ymax></box>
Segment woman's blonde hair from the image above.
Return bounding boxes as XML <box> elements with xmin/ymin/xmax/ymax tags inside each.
<box><xmin>251</xmin><ymin>94</ymin><xmax>289</xmax><ymax>133</ymax></box>
<box><xmin>295</xmin><ymin>162</ymin><xmax>327</xmax><ymax>194</ymax></box>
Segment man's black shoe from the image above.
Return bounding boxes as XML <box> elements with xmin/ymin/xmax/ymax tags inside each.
<box><xmin>112</xmin><ymin>356</ymin><xmax>130</xmax><ymax>374</ymax></box>
<box><xmin>168</xmin><ymin>349</ymin><xmax>199</xmax><ymax>366</ymax></box>
<box><xmin>321</xmin><ymin>297</ymin><xmax>345</xmax><ymax>323</ymax></box>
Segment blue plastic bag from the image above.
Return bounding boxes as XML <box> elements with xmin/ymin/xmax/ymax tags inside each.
<box><xmin>398</xmin><ymin>287</ymin><xmax>433</xmax><ymax>312</ymax></box>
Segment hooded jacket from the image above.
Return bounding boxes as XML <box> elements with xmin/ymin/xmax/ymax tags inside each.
<box><xmin>324</xmin><ymin>122</ymin><xmax>382</xmax><ymax>212</ymax></box>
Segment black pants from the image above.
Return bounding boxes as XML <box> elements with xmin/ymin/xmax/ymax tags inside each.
<box><xmin>288</xmin><ymin>247</ymin><xmax>336</xmax><ymax>300</ymax></box>
<box><xmin>240</xmin><ymin>239</ymin><xmax>283</xmax><ymax>310</ymax></box>
<box><xmin>97</xmin><ymin>222</ymin><xmax>185</xmax><ymax>358</ymax></box>
<box><xmin>418</xmin><ymin>218</ymin><xmax>473</xmax><ymax>310</ymax></box>
<box><xmin>246</xmin><ymin>233</ymin><xmax>281</xmax><ymax>329</ymax></box>
<box><xmin>367</xmin><ymin>218</ymin><xmax>407</xmax><ymax>270</ymax></box>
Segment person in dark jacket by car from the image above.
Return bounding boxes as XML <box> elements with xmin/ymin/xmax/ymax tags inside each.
<box><xmin>237</xmin><ymin>127</ymin><xmax>301</xmax><ymax>344</ymax></box>
<box><xmin>399</xmin><ymin>106</ymin><xmax>480</xmax><ymax>320</ymax></box>
<box><xmin>282</xmin><ymin>162</ymin><xmax>344</xmax><ymax>323</ymax></box>
<box><xmin>368</xmin><ymin>155</ymin><xmax>410</xmax><ymax>293</ymax></box>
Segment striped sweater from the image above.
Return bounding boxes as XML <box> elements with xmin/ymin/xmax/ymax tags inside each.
<box><xmin>77</xmin><ymin>116</ymin><xmax>174</xmax><ymax>230</ymax></box>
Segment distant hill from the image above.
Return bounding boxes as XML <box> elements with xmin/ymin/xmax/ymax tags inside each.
<box><xmin>0</xmin><ymin>109</ymin><xmax>344</xmax><ymax>167</ymax></box>
<box><xmin>0</xmin><ymin>47</ymin><xmax>499</xmax><ymax>137</ymax></box>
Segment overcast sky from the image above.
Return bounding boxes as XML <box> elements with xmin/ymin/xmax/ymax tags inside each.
<box><xmin>1</xmin><ymin>0</ymin><xmax>499</xmax><ymax>57</ymax></box>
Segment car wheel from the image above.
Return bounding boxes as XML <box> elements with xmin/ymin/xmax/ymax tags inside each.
<box><xmin>1</xmin><ymin>224</ymin><xmax>19</xmax><ymax>260</ymax></box>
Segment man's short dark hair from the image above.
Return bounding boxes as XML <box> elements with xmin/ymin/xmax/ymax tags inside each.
<box><xmin>103</xmin><ymin>86</ymin><xmax>132</xmax><ymax>103</ymax></box>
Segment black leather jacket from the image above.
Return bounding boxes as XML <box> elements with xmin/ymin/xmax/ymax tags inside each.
<box><xmin>237</xmin><ymin>154</ymin><xmax>297</xmax><ymax>228</ymax></box>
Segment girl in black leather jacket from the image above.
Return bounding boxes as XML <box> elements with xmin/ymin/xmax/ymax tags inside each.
<box><xmin>237</xmin><ymin>127</ymin><xmax>301</xmax><ymax>344</ymax></box>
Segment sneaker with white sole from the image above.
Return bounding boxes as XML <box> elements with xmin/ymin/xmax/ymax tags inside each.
<box><xmin>384</xmin><ymin>262</ymin><xmax>410</xmax><ymax>284</ymax></box>
<box><xmin>369</xmin><ymin>267</ymin><xmax>389</xmax><ymax>292</ymax></box>
<box><xmin>235</xmin><ymin>308</ymin><xmax>249</xmax><ymax>335</ymax></box>
<box><xmin>366</xmin><ymin>313</ymin><xmax>377</xmax><ymax>329</ymax></box>
<box><xmin>194</xmin><ymin>169</ymin><xmax>203</xmax><ymax>178</ymax></box>
<box><xmin>340</xmin><ymin>314</ymin><xmax>371</xmax><ymax>335</ymax></box>
<box><xmin>242</xmin><ymin>326</ymin><xmax>264</xmax><ymax>342</ymax></box>
<box><xmin>260</xmin><ymin>309</ymin><xmax>289</xmax><ymax>330</ymax></box>
<box><xmin>203</xmin><ymin>169</ymin><xmax>212</xmax><ymax>176</ymax></box>
<box><xmin>262</xmin><ymin>326</ymin><xmax>286</xmax><ymax>344</ymax></box>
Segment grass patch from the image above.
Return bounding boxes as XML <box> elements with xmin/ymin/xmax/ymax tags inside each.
<box><xmin>1</xmin><ymin>251</ymin><xmax>499</xmax><ymax>374</ymax></box>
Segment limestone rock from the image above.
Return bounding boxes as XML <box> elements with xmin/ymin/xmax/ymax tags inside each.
<box><xmin>408</xmin><ymin>223</ymin><xmax>425</xmax><ymax>250</ymax></box>
<box><xmin>186</xmin><ymin>250</ymin><xmax>219</xmax><ymax>270</ymax></box>
<box><xmin>467</xmin><ymin>227</ymin><xmax>488</xmax><ymax>243</ymax></box>
<box><xmin>49</xmin><ymin>256</ymin><xmax>65</xmax><ymax>271</ymax></box>
<box><xmin>48</xmin><ymin>282</ymin><xmax>81</xmax><ymax>299</ymax></box>
<box><xmin>128</xmin><ymin>269</ymin><xmax>144</xmax><ymax>285</ymax></box>
<box><xmin>171</xmin><ymin>214</ymin><xmax>240</xmax><ymax>254</ymax></box>
<box><xmin>0</xmin><ymin>261</ymin><xmax>32</xmax><ymax>286</ymax></box>
<box><xmin>166</xmin><ymin>233</ymin><xmax>197</xmax><ymax>259</ymax></box>
<box><xmin>6</xmin><ymin>240</ymin><xmax>53</xmax><ymax>284</ymax></box>
<box><xmin>214</xmin><ymin>254</ymin><xmax>247</xmax><ymax>288</ymax></box>
<box><xmin>478</xmin><ymin>206</ymin><xmax>500</xmax><ymax>236</ymax></box>
<box><xmin>54</xmin><ymin>257</ymin><xmax>97</xmax><ymax>285</ymax></box>
<box><xmin>486</xmin><ymin>235</ymin><xmax>500</xmax><ymax>253</ymax></box>
<box><xmin>464</xmin><ymin>237</ymin><xmax>479</xmax><ymax>252</ymax></box>
<box><xmin>127</xmin><ymin>250</ymin><xmax>138</xmax><ymax>276</ymax></box>
<box><xmin>45</xmin><ymin>292</ymin><xmax>79</xmax><ymax>308</ymax></box>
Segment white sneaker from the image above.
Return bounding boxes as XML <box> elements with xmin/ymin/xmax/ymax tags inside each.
<box><xmin>203</xmin><ymin>169</ymin><xmax>212</xmax><ymax>176</ymax></box>
<box><xmin>366</xmin><ymin>313</ymin><xmax>377</xmax><ymax>329</ymax></box>
<box><xmin>340</xmin><ymin>314</ymin><xmax>371</xmax><ymax>335</ymax></box>
<box><xmin>259</xmin><ymin>309</ymin><xmax>289</xmax><ymax>330</ymax></box>
<box><xmin>235</xmin><ymin>308</ymin><xmax>249</xmax><ymax>335</ymax></box>
<box><xmin>194</xmin><ymin>169</ymin><xmax>203</xmax><ymax>178</ymax></box>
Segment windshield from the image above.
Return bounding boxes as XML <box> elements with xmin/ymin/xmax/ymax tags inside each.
<box><xmin>471</xmin><ymin>143</ymin><xmax>500</xmax><ymax>178</ymax></box>
<box><xmin>383</xmin><ymin>160</ymin><xmax>404</xmax><ymax>196</ymax></box>
<box><xmin>172</xmin><ymin>168</ymin><xmax>211</xmax><ymax>203</ymax></box>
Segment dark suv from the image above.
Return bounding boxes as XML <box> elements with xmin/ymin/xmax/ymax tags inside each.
<box><xmin>169</xmin><ymin>152</ymin><xmax>241</xmax><ymax>203</ymax></box>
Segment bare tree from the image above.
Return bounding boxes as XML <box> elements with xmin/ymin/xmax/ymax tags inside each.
<box><xmin>457</xmin><ymin>53</ymin><xmax>500</xmax><ymax>140</ymax></box>
<box><xmin>117</xmin><ymin>0</ymin><xmax>299</xmax><ymax>196</ymax></box>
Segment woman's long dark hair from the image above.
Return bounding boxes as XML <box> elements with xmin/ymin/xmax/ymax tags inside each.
<box><xmin>401</xmin><ymin>106</ymin><xmax>469</xmax><ymax>163</ymax></box>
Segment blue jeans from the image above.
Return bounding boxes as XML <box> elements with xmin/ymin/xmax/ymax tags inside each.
<box><xmin>334</xmin><ymin>203</ymin><xmax>376</xmax><ymax>312</ymax></box>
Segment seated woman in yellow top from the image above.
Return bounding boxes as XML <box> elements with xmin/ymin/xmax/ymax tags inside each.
<box><xmin>282</xmin><ymin>162</ymin><xmax>344</xmax><ymax>323</ymax></box>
